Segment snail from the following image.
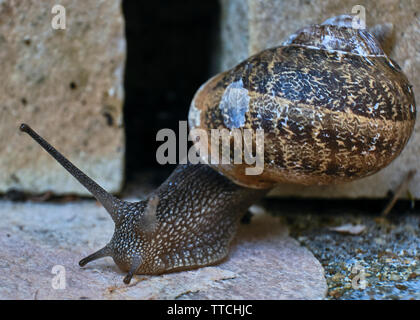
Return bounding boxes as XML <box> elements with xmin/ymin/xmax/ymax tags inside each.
<box><xmin>20</xmin><ymin>15</ymin><xmax>415</xmax><ymax>284</ymax></box>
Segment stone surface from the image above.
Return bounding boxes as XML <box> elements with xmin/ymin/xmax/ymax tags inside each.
<box><xmin>218</xmin><ymin>0</ymin><xmax>420</xmax><ymax>198</ymax></box>
<box><xmin>0</xmin><ymin>200</ymin><xmax>327</xmax><ymax>299</ymax></box>
<box><xmin>271</xmin><ymin>201</ymin><xmax>420</xmax><ymax>300</ymax></box>
<box><xmin>218</xmin><ymin>0</ymin><xmax>249</xmax><ymax>72</ymax></box>
<box><xmin>0</xmin><ymin>0</ymin><xmax>125</xmax><ymax>195</ymax></box>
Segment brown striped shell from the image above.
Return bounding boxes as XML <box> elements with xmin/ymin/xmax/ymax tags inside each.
<box><xmin>188</xmin><ymin>16</ymin><xmax>416</xmax><ymax>189</ymax></box>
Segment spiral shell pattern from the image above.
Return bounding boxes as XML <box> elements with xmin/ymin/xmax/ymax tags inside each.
<box><xmin>189</xmin><ymin>18</ymin><xmax>416</xmax><ymax>189</ymax></box>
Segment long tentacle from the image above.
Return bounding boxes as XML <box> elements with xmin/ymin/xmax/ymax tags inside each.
<box><xmin>20</xmin><ymin>124</ymin><xmax>121</xmax><ymax>222</ymax></box>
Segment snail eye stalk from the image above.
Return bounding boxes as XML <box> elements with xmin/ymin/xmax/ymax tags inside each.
<box><xmin>19</xmin><ymin>123</ymin><xmax>121</xmax><ymax>222</ymax></box>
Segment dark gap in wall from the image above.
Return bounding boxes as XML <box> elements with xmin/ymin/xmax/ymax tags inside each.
<box><xmin>264</xmin><ymin>198</ymin><xmax>419</xmax><ymax>216</ymax></box>
<box><xmin>122</xmin><ymin>0</ymin><xmax>220</xmax><ymax>187</ymax></box>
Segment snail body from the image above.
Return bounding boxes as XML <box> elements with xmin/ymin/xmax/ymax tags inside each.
<box><xmin>20</xmin><ymin>16</ymin><xmax>416</xmax><ymax>284</ymax></box>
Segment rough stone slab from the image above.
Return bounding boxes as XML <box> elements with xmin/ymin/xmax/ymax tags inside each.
<box><xmin>218</xmin><ymin>0</ymin><xmax>250</xmax><ymax>72</ymax></box>
<box><xmin>0</xmin><ymin>0</ymin><xmax>125</xmax><ymax>195</ymax></box>
<box><xmin>0</xmin><ymin>200</ymin><xmax>327</xmax><ymax>299</ymax></box>
<box><xmin>219</xmin><ymin>0</ymin><xmax>420</xmax><ymax>199</ymax></box>
<box><xmin>179</xmin><ymin>209</ymin><xmax>327</xmax><ymax>299</ymax></box>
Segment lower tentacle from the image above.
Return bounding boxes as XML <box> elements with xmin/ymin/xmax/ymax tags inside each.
<box><xmin>79</xmin><ymin>246</ymin><xmax>111</xmax><ymax>267</ymax></box>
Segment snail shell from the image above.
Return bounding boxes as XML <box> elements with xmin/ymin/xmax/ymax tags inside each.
<box><xmin>188</xmin><ymin>16</ymin><xmax>416</xmax><ymax>189</ymax></box>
